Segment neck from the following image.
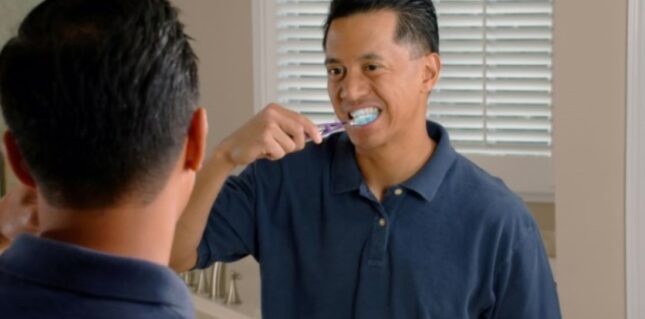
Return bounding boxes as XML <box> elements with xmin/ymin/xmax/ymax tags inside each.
<box><xmin>355</xmin><ymin>121</ymin><xmax>435</xmax><ymax>201</ymax></box>
<box><xmin>38</xmin><ymin>196</ymin><xmax>179</xmax><ymax>266</ymax></box>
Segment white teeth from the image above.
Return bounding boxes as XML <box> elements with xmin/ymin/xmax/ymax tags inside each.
<box><xmin>349</xmin><ymin>107</ymin><xmax>379</xmax><ymax>119</ymax></box>
<box><xmin>348</xmin><ymin>107</ymin><xmax>381</xmax><ymax>126</ymax></box>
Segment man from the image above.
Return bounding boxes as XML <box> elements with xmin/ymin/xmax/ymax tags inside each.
<box><xmin>0</xmin><ymin>0</ymin><xmax>206</xmax><ymax>318</ymax></box>
<box><xmin>170</xmin><ymin>0</ymin><xmax>561</xmax><ymax>318</ymax></box>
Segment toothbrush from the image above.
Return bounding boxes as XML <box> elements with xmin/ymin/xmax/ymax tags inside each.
<box><xmin>316</xmin><ymin>111</ymin><xmax>380</xmax><ymax>138</ymax></box>
<box><xmin>316</xmin><ymin>121</ymin><xmax>347</xmax><ymax>138</ymax></box>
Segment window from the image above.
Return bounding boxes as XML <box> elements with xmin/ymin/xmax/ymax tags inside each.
<box><xmin>253</xmin><ymin>0</ymin><xmax>554</xmax><ymax>202</ymax></box>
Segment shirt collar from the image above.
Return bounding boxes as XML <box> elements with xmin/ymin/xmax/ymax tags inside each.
<box><xmin>0</xmin><ymin>234</ymin><xmax>193</xmax><ymax>311</ymax></box>
<box><xmin>331</xmin><ymin>120</ymin><xmax>457</xmax><ymax>202</ymax></box>
<box><xmin>401</xmin><ymin>121</ymin><xmax>457</xmax><ymax>202</ymax></box>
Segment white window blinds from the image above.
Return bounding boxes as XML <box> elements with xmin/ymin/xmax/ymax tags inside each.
<box><xmin>271</xmin><ymin>0</ymin><xmax>553</xmax><ymax>157</ymax></box>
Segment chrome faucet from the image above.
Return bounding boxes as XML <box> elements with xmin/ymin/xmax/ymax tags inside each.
<box><xmin>180</xmin><ymin>262</ymin><xmax>242</xmax><ymax>306</ymax></box>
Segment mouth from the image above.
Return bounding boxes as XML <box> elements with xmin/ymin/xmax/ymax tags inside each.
<box><xmin>348</xmin><ymin>107</ymin><xmax>381</xmax><ymax>127</ymax></box>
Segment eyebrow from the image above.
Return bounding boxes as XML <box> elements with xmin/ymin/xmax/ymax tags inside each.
<box><xmin>324</xmin><ymin>53</ymin><xmax>385</xmax><ymax>65</ymax></box>
<box><xmin>359</xmin><ymin>53</ymin><xmax>384</xmax><ymax>61</ymax></box>
<box><xmin>324</xmin><ymin>57</ymin><xmax>340</xmax><ymax>65</ymax></box>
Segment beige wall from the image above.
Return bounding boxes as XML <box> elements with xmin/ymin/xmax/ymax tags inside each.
<box><xmin>172</xmin><ymin>1</ymin><xmax>261</xmax><ymax>316</ymax></box>
<box><xmin>173</xmin><ymin>0</ymin><xmax>256</xmax><ymax>152</ymax></box>
<box><xmin>553</xmin><ymin>0</ymin><xmax>627</xmax><ymax>318</ymax></box>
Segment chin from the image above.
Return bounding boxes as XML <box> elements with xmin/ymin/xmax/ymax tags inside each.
<box><xmin>347</xmin><ymin>133</ymin><xmax>386</xmax><ymax>152</ymax></box>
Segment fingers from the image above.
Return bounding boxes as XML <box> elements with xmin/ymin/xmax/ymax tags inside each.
<box><xmin>275</xmin><ymin>117</ymin><xmax>306</xmax><ymax>151</ymax></box>
<box><xmin>258</xmin><ymin>126</ymin><xmax>292</xmax><ymax>160</ymax></box>
<box><xmin>264</xmin><ymin>104</ymin><xmax>322</xmax><ymax>146</ymax></box>
<box><xmin>300</xmin><ymin>117</ymin><xmax>322</xmax><ymax>144</ymax></box>
<box><xmin>220</xmin><ymin>103</ymin><xmax>323</xmax><ymax>165</ymax></box>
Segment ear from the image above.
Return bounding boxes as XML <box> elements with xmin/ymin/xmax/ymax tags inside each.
<box><xmin>421</xmin><ymin>52</ymin><xmax>441</xmax><ymax>93</ymax></box>
<box><xmin>183</xmin><ymin>107</ymin><xmax>208</xmax><ymax>171</ymax></box>
<box><xmin>3</xmin><ymin>131</ymin><xmax>36</xmax><ymax>188</ymax></box>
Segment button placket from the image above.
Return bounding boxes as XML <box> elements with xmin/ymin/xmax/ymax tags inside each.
<box><xmin>358</xmin><ymin>184</ymin><xmax>407</xmax><ymax>267</ymax></box>
<box><xmin>367</xmin><ymin>211</ymin><xmax>389</xmax><ymax>267</ymax></box>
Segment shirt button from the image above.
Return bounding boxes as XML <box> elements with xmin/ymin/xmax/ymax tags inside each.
<box><xmin>394</xmin><ymin>188</ymin><xmax>403</xmax><ymax>196</ymax></box>
<box><xmin>378</xmin><ymin>218</ymin><xmax>386</xmax><ymax>227</ymax></box>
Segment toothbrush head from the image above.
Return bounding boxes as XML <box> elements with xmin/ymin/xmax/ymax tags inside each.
<box><xmin>349</xmin><ymin>112</ymin><xmax>379</xmax><ymax>126</ymax></box>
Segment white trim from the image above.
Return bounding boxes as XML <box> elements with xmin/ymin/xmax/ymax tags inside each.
<box><xmin>251</xmin><ymin>0</ymin><xmax>263</xmax><ymax>112</ymax></box>
<box><xmin>251</xmin><ymin>0</ymin><xmax>266</xmax><ymax>111</ymax></box>
<box><xmin>252</xmin><ymin>0</ymin><xmax>277</xmax><ymax>112</ymax></box>
<box><xmin>626</xmin><ymin>0</ymin><xmax>645</xmax><ymax>317</ymax></box>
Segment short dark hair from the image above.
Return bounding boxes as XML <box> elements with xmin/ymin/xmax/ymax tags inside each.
<box><xmin>323</xmin><ymin>0</ymin><xmax>440</xmax><ymax>55</ymax></box>
<box><xmin>0</xmin><ymin>0</ymin><xmax>199</xmax><ymax>209</ymax></box>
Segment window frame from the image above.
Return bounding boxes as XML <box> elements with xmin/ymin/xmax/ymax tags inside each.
<box><xmin>626</xmin><ymin>0</ymin><xmax>645</xmax><ymax>317</ymax></box>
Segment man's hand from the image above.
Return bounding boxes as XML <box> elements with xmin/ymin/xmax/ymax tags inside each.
<box><xmin>0</xmin><ymin>185</ymin><xmax>38</xmax><ymax>250</ymax></box>
<box><xmin>217</xmin><ymin>103</ymin><xmax>322</xmax><ymax>166</ymax></box>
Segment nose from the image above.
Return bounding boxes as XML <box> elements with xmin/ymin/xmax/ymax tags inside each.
<box><xmin>339</xmin><ymin>69</ymin><xmax>369</xmax><ymax>102</ymax></box>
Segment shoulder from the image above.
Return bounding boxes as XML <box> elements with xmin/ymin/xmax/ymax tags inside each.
<box><xmin>442</xmin><ymin>154</ymin><xmax>537</xmax><ymax>240</ymax></box>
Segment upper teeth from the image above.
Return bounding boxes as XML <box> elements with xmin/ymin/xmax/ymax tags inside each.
<box><xmin>350</xmin><ymin>107</ymin><xmax>379</xmax><ymax>119</ymax></box>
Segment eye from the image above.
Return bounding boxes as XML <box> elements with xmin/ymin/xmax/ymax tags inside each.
<box><xmin>327</xmin><ymin>66</ymin><xmax>344</xmax><ymax>78</ymax></box>
<box><xmin>365</xmin><ymin>64</ymin><xmax>380</xmax><ymax>72</ymax></box>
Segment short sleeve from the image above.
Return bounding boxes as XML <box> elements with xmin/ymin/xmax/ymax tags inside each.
<box><xmin>195</xmin><ymin>164</ymin><xmax>259</xmax><ymax>269</ymax></box>
<box><xmin>489</xmin><ymin>224</ymin><xmax>562</xmax><ymax>319</ymax></box>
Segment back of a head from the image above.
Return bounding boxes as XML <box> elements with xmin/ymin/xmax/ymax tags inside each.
<box><xmin>323</xmin><ymin>0</ymin><xmax>440</xmax><ymax>55</ymax></box>
<box><xmin>0</xmin><ymin>0</ymin><xmax>199</xmax><ymax>209</ymax></box>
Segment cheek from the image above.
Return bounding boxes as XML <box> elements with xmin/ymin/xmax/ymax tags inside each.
<box><xmin>384</xmin><ymin>72</ymin><xmax>423</xmax><ymax>102</ymax></box>
<box><xmin>373</xmin><ymin>80</ymin><xmax>406</xmax><ymax>106</ymax></box>
<box><xmin>327</xmin><ymin>81</ymin><xmax>340</xmax><ymax>100</ymax></box>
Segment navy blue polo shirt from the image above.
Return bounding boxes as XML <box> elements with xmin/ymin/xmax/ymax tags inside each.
<box><xmin>0</xmin><ymin>234</ymin><xmax>194</xmax><ymax>319</ymax></box>
<box><xmin>197</xmin><ymin>121</ymin><xmax>561</xmax><ymax>319</ymax></box>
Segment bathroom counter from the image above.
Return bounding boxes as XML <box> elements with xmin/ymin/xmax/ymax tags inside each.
<box><xmin>193</xmin><ymin>293</ymin><xmax>260</xmax><ymax>319</ymax></box>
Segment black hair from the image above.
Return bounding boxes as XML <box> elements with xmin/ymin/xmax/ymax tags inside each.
<box><xmin>323</xmin><ymin>0</ymin><xmax>440</xmax><ymax>55</ymax></box>
<box><xmin>0</xmin><ymin>0</ymin><xmax>199</xmax><ymax>209</ymax></box>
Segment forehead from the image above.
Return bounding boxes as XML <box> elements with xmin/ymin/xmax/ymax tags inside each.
<box><xmin>324</xmin><ymin>9</ymin><xmax>409</xmax><ymax>59</ymax></box>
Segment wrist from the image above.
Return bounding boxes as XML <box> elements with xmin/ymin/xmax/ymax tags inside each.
<box><xmin>210</xmin><ymin>142</ymin><xmax>237</xmax><ymax>173</ymax></box>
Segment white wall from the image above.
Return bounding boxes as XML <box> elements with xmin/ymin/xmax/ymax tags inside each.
<box><xmin>553</xmin><ymin>0</ymin><xmax>627</xmax><ymax>317</ymax></box>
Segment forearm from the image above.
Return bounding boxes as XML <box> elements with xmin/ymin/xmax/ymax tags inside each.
<box><xmin>170</xmin><ymin>147</ymin><xmax>237</xmax><ymax>271</ymax></box>
<box><xmin>169</xmin><ymin>103</ymin><xmax>321</xmax><ymax>271</ymax></box>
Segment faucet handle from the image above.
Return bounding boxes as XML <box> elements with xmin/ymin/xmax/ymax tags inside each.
<box><xmin>210</xmin><ymin>262</ymin><xmax>227</xmax><ymax>300</ymax></box>
<box><xmin>225</xmin><ymin>271</ymin><xmax>241</xmax><ymax>305</ymax></box>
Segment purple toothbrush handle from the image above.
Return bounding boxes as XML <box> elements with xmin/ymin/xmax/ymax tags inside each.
<box><xmin>316</xmin><ymin>121</ymin><xmax>346</xmax><ymax>138</ymax></box>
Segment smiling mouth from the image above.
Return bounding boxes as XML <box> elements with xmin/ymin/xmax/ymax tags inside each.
<box><xmin>348</xmin><ymin>107</ymin><xmax>381</xmax><ymax>126</ymax></box>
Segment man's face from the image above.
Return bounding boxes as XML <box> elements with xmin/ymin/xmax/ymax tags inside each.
<box><xmin>325</xmin><ymin>9</ymin><xmax>440</xmax><ymax>152</ymax></box>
